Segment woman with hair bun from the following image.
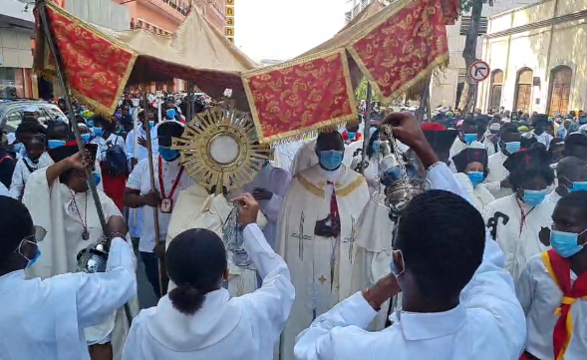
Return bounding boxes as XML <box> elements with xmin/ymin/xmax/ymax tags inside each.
<box><xmin>122</xmin><ymin>193</ymin><xmax>295</xmax><ymax>360</ymax></box>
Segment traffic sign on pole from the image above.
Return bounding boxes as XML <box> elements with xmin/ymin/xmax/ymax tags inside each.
<box><xmin>468</xmin><ymin>60</ymin><xmax>490</xmax><ymax>82</ymax></box>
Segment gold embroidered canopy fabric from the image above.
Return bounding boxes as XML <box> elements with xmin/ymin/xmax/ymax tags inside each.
<box><xmin>34</xmin><ymin>0</ymin><xmax>455</xmax><ymax>142</ymax></box>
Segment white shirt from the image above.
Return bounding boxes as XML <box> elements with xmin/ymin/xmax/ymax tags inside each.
<box><xmin>0</xmin><ymin>181</ymin><xmax>9</xmax><ymax>196</ymax></box>
<box><xmin>0</xmin><ymin>238</ymin><xmax>136</xmax><ymax>360</ymax></box>
<box><xmin>484</xmin><ymin>151</ymin><xmax>513</xmax><ymax>199</ymax></box>
<box><xmin>126</xmin><ymin>127</ymin><xmax>158</xmax><ymax>162</ymax></box>
<box><xmin>126</xmin><ymin>155</ymin><xmax>195</xmax><ymax>253</ymax></box>
<box><xmin>294</xmin><ymin>163</ymin><xmax>526</xmax><ymax>360</ymax></box>
<box><xmin>482</xmin><ymin>194</ymin><xmax>554</xmax><ymax>280</ymax></box>
<box><xmin>533</xmin><ymin>131</ymin><xmax>554</xmax><ymax>150</ymax></box>
<box><xmin>91</xmin><ymin>133</ymin><xmax>126</xmax><ymax>162</ymax></box>
<box><xmin>517</xmin><ymin>253</ymin><xmax>587</xmax><ymax>360</ymax></box>
<box><xmin>122</xmin><ymin>224</ymin><xmax>295</xmax><ymax>360</ymax></box>
<box><xmin>9</xmin><ymin>153</ymin><xmax>52</xmax><ymax>199</ymax></box>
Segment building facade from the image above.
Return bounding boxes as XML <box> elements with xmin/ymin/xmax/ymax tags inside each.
<box><xmin>477</xmin><ymin>0</ymin><xmax>587</xmax><ymax>115</ymax></box>
<box><xmin>429</xmin><ymin>0</ymin><xmax>539</xmax><ymax>110</ymax></box>
<box><xmin>115</xmin><ymin>0</ymin><xmax>225</xmax><ymax>92</ymax></box>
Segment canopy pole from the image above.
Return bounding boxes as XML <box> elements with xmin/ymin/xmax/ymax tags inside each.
<box><xmin>142</xmin><ymin>84</ymin><xmax>165</xmax><ymax>296</ymax></box>
<box><xmin>360</xmin><ymin>82</ymin><xmax>372</xmax><ymax>174</ymax></box>
<box><xmin>37</xmin><ymin>0</ymin><xmax>107</xmax><ymax>233</ymax></box>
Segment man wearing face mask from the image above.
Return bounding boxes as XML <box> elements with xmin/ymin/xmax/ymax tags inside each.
<box><xmin>531</xmin><ymin>114</ymin><xmax>554</xmax><ymax>150</ymax></box>
<box><xmin>449</xmin><ymin>117</ymin><xmax>479</xmax><ymax>161</ymax></box>
<box><xmin>9</xmin><ymin>134</ymin><xmax>52</xmax><ymax>200</ymax></box>
<box><xmin>125</xmin><ymin>122</ymin><xmax>195</xmax><ymax>298</ymax></box>
<box><xmin>276</xmin><ymin>130</ymin><xmax>370</xmax><ymax>360</ymax></box>
<box><xmin>485</xmin><ymin>124</ymin><xmax>521</xmax><ymax>198</ymax></box>
<box><xmin>22</xmin><ymin>143</ymin><xmax>134</xmax><ymax>360</ymax></box>
<box><xmin>546</xmin><ymin>156</ymin><xmax>587</xmax><ymax>205</ymax></box>
<box><xmin>0</xmin><ymin>196</ymin><xmax>136</xmax><ymax>360</ymax></box>
<box><xmin>516</xmin><ymin>191</ymin><xmax>587</xmax><ymax>360</ymax></box>
<box><xmin>295</xmin><ymin>113</ymin><xmax>525</xmax><ymax>360</ymax></box>
<box><xmin>482</xmin><ymin>145</ymin><xmax>556</xmax><ymax>280</ymax></box>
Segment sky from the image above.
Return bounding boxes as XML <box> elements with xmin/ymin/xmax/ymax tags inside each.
<box><xmin>235</xmin><ymin>0</ymin><xmax>348</xmax><ymax>62</ymax></box>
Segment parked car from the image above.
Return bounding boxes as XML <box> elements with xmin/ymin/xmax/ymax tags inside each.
<box><xmin>0</xmin><ymin>100</ymin><xmax>67</xmax><ymax>132</ymax></box>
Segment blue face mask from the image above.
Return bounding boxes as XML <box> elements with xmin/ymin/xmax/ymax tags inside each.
<box><xmin>580</xmin><ymin>117</ymin><xmax>587</xmax><ymax>124</ymax></box>
<box><xmin>87</xmin><ymin>120</ymin><xmax>94</xmax><ymax>127</ymax></box>
<box><xmin>48</xmin><ymin>140</ymin><xmax>66</xmax><ymax>149</ymax></box>
<box><xmin>347</xmin><ymin>132</ymin><xmax>357</xmax><ymax>141</ymax></box>
<box><xmin>319</xmin><ymin>150</ymin><xmax>344</xmax><ymax>171</ymax></box>
<box><xmin>159</xmin><ymin>147</ymin><xmax>180</xmax><ymax>161</ymax></box>
<box><xmin>81</xmin><ymin>133</ymin><xmax>91</xmax><ymax>143</ymax></box>
<box><xmin>13</xmin><ymin>142</ymin><xmax>24</xmax><ymax>153</ymax></box>
<box><xmin>550</xmin><ymin>228</ymin><xmax>587</xmax><ymax>258</ymax></box>
<box><xmin>463</xmin><ymin>133</ymin><xmax>477</xmax><ymax>144</ymax></box>
<box><xmin>93</xmin><ymin>127</ymin><xmax>104</xmax><ymax>137</ymax></box>
<box><xmin>571</xmin><ymin>181</ymin><xmax>587</xmax><ymax>192</ymax></box>
<box><xmin>467</xmin><ymin>171</ymin><xmax>484</xmax><ymax>187</ymax></box>
<box><xmin>92</xmin><ymin>173</ymin><xmax>101</xmax><ymax>187</ymax></box>
<box><xmin>523</xmin><ymin>189</ymin><xmax>548</xmax><ymax>206</ymax></box>
<box><xmin>149</xmin><ymin>121</ymin><xmax>155</xmax><ymax>129</ymax></box>
<box><xmin>505</xmin><ymin>141</ymin><xmax>521</xmax><ymax>154</ymax></box>
<box><xmin>166</xmin><ymin>109</ymin><xmax>176</xmax><ymax>119</ymax></box>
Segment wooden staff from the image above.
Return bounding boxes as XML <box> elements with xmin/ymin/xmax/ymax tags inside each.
<box><xmin>37</xmin><ymin>0</ymin><xmax>107</xmax><ymax>232</ymax></box>
<box><xmin>37</xmin><ymin>0</ymin><xmax>133</xmax><ymax>325</ymax></box>
<box><xmin>360</xmin><ymin>82</ymin><xmax>373</xmax><ymax>174</ymax></box>
<box><xmin>142</xmin><ymin>86</ymin><xmax>166</xmax><ymax>296</ymax></box>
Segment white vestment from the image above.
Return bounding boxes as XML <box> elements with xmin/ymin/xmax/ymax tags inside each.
<box><xmin>516</xmin><ymin>253</ymin><xmax>587</xmax><ymax>360</ymax></box>
<box><xmin>276</xmin><ymin>164</ymin><xmax>369</xmax><ymax>360</ymax></box>
<box><xmin>0</xmin><ymin>238</ymin><xmax>136</xmax><ymax>360</ymax></box>
<box><xmin>165</xmin><ymin>183</ymin><xmax>266</xmax><ymax>297</ymax></box>
<box><xmin>453</xmin><ymin>173</ymin><xmax>495</xmax><ymax>212</ymax></box>
<box><xmin>238</xmin><ymin>164</ymin><xmax>291</xmax><ymax>250</ymax></box>
<box><xmin>484</xmin><ymin>151</ymin><xmax>513</xmax><ymax>199</ymax></box>
<box><xmin>9</xmin><ymin>152</ymin><xmax>52</xmax><ymax>199</ymax></box>
<box><xmin>122</xmin><ymin>224</ymin><xmax>295</xmax><ymax>360</ymax></box>
<box><xmin>22</xmin><ymin>168</ymin><xmax>139</xmax><ymax>360</ymax></box>
<box><xmin>482</xmin><ymin>194</ymin><xmax>554</xmax><ymax>280</ymax></box>
<box><xmin>290</xmin><ymin>140</ymin><xmax>318</xmax><ymax>177</ymax></box>
<box><xmin>293</xmin><ymin>162</ymin><xmax>526</xmax><ymax>360</ymax></box>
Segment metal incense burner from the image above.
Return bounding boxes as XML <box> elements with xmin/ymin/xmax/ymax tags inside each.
<box><xmin>77</xmin><ymin>239</ymin><xmax>110</xmax><ymax>274</ymax></box>
<box><xmin>374</xmin><ymin>125</ymin><xmax>425</xmax><ymax>220</ymax></box>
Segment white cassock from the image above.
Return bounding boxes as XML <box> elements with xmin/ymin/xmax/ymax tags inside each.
<box><xmin>165</xmin><ymin>183</ymin><xmax>267</xmax><ymax>297</ymax></box>
<box><xmin>276</xmin><ymin>164</ymin><xmax>369</xmax><ymax>360</ymax></box>
<box><xmin>453</xmin><ymin>173</ymin><xmax>495</xmax><ymax>212</ymax></box>
<box><xmin>482</xmin><ymin>194</ymin><xmax>554</xmax><ymax>280</ymax></box>
<box><xmin>122</xmin><ymin>224</ymin><xmax>295</xmax><ymax>360</ymax></box>
<box><xmin>516</xmin><ymin>253</ymin><xmax>587</xmax><ymax>360</ymax></box>
<box><xmin>238</xmin><ymin>164</ymin><xmax>291</xmax><ymax>249</ymax></box>
<box><xmin>0</xmin><ymin>238</ymin><xmax>136</xmax><ymax>360</ymax></box>
<box><xmin>484</xmin><ymin>151</ymin><xmax>514</xmax><ymax>199</ymax></box>
<box><xmin>293</xmin><ymin>162</ymin><xmax>527</xmax><ymax>360</ymax></box>
<box><xmin>22</xmin><ymin>168</ymin><xmax>139</xmax><ymax>360</ymax></box>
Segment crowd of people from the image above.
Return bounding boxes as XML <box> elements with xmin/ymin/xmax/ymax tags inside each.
<box><xmin>0</xmin><ymin>96</ymin><xmax>586</xmax><ymax>360</ymax></box>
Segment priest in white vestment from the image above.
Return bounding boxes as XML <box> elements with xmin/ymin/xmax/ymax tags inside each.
<box><xmin>0</xmin><ymin>197</ymin><xmax>136</xmax><ymax>360</ymax></box>
<box><xmin>294</xmin><ymin>112</ymin><xmax>525</xmax><ymax>360</ymax></box>
<box><xmin>122</xmin><ymin>194</ymin><xmax>294</xmax><ymax>360</ymax></box>
<box><xmin>166</xmin><ymin>184</ymin><xmax>267</xmax><ymax>297</ymax></box>
<box><xmin>277</xmin><ymin>131</ymin><xmax>370</xmax><ymax>360</ymax></box>
<box><xmin>22</xmin><ymin>142</ymin><xmax>139</xmax><ymax>360</ymax></box>
<box><xmin>482</xmin><ymin>146</ymin><xmax>556</xmax><ymax>280</ymax></box>
<box><xmin>484</xmin><ymin>124</ymin><xmax>521</xmax><ymax>198</ymax></box>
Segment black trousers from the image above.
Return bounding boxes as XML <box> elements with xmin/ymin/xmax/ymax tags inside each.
<box><xmin>140</xmin><ymin>251</ymin><xmax>161</xmax><ymax>298</ymax></box>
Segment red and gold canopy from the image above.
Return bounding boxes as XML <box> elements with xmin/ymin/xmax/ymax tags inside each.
<box><xmin>34</xmin><ymin>0</ymin><xmax>456</xmax><ymax>143</ymax></box>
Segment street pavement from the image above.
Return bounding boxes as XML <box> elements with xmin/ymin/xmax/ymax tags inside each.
<box><xmin>136</xmin><ymin>253</ymin><xmax>158</xmax><ymax>309</ymax></box>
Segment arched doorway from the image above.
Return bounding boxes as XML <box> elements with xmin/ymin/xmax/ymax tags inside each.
<box><xmin>548</xmin><ymin>66</ymin><xmax>572</xmax><ymax>116</ymax></box>
<box><xmin>488</xmin><ymin>70</ymin><xmax>503</xmax><ymax>111</ymax></box>
<box><xmin>513</xmin><ymin>68</ymin><xmax>533</xmax><ymax>113</ymax></box>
